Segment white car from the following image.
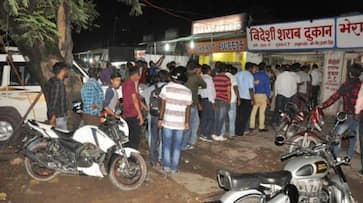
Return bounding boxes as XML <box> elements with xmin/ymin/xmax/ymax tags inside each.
<box><xmin>0</xmin><ymin>47</ymin><xmax>89</xmax><ymax>144</ymax></box>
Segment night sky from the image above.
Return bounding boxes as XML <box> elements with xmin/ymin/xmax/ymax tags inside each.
<box><xmin>72</xmin><ymin>0</ymin><xmax>363</xmax><ymax>52</ymax></box>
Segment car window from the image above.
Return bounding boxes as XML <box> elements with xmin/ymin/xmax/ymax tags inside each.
<box><xmin>10</xmin><ymin>64</ymin><xmax>40</xmax><ymax>86</ymax></box>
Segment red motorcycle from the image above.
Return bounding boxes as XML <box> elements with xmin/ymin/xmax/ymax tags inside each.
<box><xmin>275</xmin><ymin>103</ymin><xmax>325</xmax><ymax>152</ymax></box>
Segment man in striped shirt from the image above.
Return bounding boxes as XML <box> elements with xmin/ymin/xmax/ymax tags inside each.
<box><xmin>212</xmin><ymin>64</ymin><xmax>231</xmax><ymax>141</ymax></box>
<box><xmin>158</xmin><ymin>66</ymin><xmax>192</xmax><ymax>173</ymax></box>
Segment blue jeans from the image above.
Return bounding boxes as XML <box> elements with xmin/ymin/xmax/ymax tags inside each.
<box><xmin>56</xmin><ymin>117</ymin><xmax>67</xmax><ymax>130</ymax></box>
<box><xmin>162</xmin><ymin>128</ymin><xmax>184</xmax><ymax>171</ymax></box>
<box><xmin>334</xmin><ymin>116</ymin><xmax>358</xmax><ymax>158</ymax></box>
<box><xmin>200</xmin><ymin>99</ymin><xmax>215</xmax><ymax>138</ymax></box>
<box><xmin>182</xmin><ymin>106</ymin><xmax>199</xmax><ymax>148</ymax></box>
<box><xmin>215</xmin><ymin>100</ymin><xmax>230</xmax><ymax>136</ymax></box>
<box><xmin>221</xmin><ymin>103</ymin><xmax>237</xmax><ymax>136</ymax></box>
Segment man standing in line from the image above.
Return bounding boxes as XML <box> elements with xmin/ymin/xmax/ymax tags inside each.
<box><xmin>235</xmin><ymin>62</ymin><xmax>258</xmax><ymax>136</ymax></box>
<box><xmin>158</xmin><ymin>66</ymin><xmax>192</xmax><ymax>173</ymax></box>
<box><xmin>122</xmin><ymin>67</ymin><xmax>147</xmax><ymax>149</ymax></box>
<box><xmin>80</xmin><ymin>68</ymin><xmax>104</xmax><ymax>125</ymax></box>
<box><xmin>183</xmin><ymin>61</ymin><xmax>206</xmax><ymax>150</ymax></box>
<box><xmin>141</xmin><ymin>70</ymin><xmax>169</xmax><ymax>167</ymax></box>
<box><xmin>44</xmin><ymin>62</ymin><xmax>70</xmax><ymax>130</ymax></box>
<box><xmin>249</xmin><ymin>63</ymin><xmax>271</xmax><ymax>132</ymax></box>
<box><xmin>310</xmin><ymin>64</ymin><xmax>322</xmax><ymax>106</ymax></box>
<box><xmin>221</xmin><ymin>65</ymin><xmax>239</xmax><ymax>137</ymax></box>
<box><xmin>212</xmin><ymin>63</ymin><xmax>231</xmax><ymax>141</ymax></box>
<box><xmin>199</xmin><ymin>64</ymin><xmax>216</xmax><ymax>142</ymax></box>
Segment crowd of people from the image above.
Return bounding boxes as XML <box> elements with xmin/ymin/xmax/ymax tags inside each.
<box><xmin>44</xmin><ymin>58</ymin><xmax>363</xmax><ymax>176</ymax></box>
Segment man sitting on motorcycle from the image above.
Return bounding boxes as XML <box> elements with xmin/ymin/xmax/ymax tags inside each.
<box><xmin>318</xmin><ymin>63</ymin><xmax>362</xmax><ymax>163</ymax></box>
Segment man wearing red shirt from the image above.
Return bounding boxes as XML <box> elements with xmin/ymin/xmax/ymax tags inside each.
<box><xmin>122</xmin><ymin>66</ymin><xmax>147</xmax><ymax>149</ymax></box>
<box><xmin>212</xmin><ymin>64</ymin><xmax>231</xmax><ymax>141</ymax></box>
<box><xmin>319</xmin><ymin>64</ymin><xmax>362</xmax><ymax>163</ymax></box>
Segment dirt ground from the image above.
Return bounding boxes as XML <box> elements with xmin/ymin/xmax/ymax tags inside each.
<box><xmin>1</xmin><ymin>129</ymin><xmax>363</xmax><ymax>203</ymax></box>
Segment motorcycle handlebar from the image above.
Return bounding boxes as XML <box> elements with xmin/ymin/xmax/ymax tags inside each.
<box><xmin>281</xmin><ymin>150</ymin><xmax>300</xmax><ymax>161</ymax></box>
<box><xmin>281</xmin><ymin>144</ymin><xmax>327</xmax><ymax>161</ymax></box>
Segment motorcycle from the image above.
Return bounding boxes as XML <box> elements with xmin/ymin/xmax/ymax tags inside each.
<box><xmin>21</xmin><ymin>114</ymin><xmax>147</xmax><ymax>191</ymax></box>
<box><xmin>276</xmin><ymin>103</ymin><xmax>324</xmax><ymax>153</ymax></box>
<box><xmin>217</xmin><ymin>112</ymin><xmax>356</xmax><ymax>203</ymax></box>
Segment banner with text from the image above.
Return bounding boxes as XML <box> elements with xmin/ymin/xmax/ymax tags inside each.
<box><xmin>247</xmin><ymin>19</ymin><xmax>335</xmax><ymax>50</ymax></box>
<box><xmin>190</xmin><ymin>38</ymin><xmax>247</xmax><ymax>55</ymax></box>
<box><xmin>337</xmin><ymin>15</ymin><xmax>363</xmax><ymax>48</ymax></box>
<box><xmin>322</xmin><ymin>51</ymin><xmax>344</xmax><ymax>114</ymax></box>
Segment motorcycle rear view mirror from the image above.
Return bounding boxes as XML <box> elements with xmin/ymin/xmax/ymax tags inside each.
<box><xmin>274</xmin><ymin>135</ymin><xmax>286</xmax><ymax>146</ymax></box>
<box><xmin>336</xmin><ymin>112</ymin><xmax>348</xmax><ymax>122</ymax></box>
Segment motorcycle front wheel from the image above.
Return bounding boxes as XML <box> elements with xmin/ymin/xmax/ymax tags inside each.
<box><xmin>24</xmin><ymin>142</ymin><xmax>59</xmax><ymax>181</ymax></box>
<box><xmin>109</xmin><ymin>152</ymin><xmax>147</xmax><ymax>191</ymax></box>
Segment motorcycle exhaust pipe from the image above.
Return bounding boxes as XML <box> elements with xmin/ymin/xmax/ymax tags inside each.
<box><xmin>25</xmin><ymin>150</ymin><xmax>55</xmax><ymax>170</ymax></box>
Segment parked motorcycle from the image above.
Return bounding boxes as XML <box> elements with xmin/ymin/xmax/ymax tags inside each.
<box><xmin>217</xmin><ymin>112</ymin><xmax>356</xmax><ymax>203</ymax></box>
<box><xmin>275</xmin><ymin>103</ymin><xmax>324</xmax><ymax>153</ymax></box>
<box><xmin>21</xmin><ymin>115</ymin><xmax>147</xmax><ymax>191</ymax></box>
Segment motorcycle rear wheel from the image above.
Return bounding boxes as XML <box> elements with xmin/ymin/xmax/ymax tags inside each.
<box><xmin>109</xmin><ymin>152</ymin><xmax>147</xmax><ymax>191</ymax></box>
<box><xmin>24</xmin><ymin>142</ymin><xmax>59</xmax><ymax>181</ymax></box>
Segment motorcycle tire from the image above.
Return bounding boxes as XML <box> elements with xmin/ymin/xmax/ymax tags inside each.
<box><xmin>24</xmin><ymin>142</ymin><xmax>59</xmax><ymax>181</ymax></box>
<box><xmin>288</xmin><ymin>135</ymin><xmax>320</xmax><ymax>153</ymax></box>
<box><xmin>109</xmin><ymin>152</ymin><xmax>147</xmax><ymax>191</ymax></box>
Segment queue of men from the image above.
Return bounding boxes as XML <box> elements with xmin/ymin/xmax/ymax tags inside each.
<box><xmin>44</xmin><ymin>60</ymin><xmax>363</xmax><ymax>176</ymax></box>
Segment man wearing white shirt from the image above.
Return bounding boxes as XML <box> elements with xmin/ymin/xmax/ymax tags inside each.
<box><xmin>272</xmin><ymin>65</ymin><xmax>301</xmax><ymax>125</ymax></box>
<box><xmin>310</xmin><ymin>64</ymin><xmax>322</xmax><ymax>106</ymax></box>
<box><xmin>199</xmin><ymin>65</ymin><xmax>216</xmax><ymax>142</ymax></box>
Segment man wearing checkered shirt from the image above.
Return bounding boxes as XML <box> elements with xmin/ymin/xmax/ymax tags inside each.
<box><xmin>81</xmin><ymin>68</ymin><xmax>104</xmax><ymax>125</ymax></box>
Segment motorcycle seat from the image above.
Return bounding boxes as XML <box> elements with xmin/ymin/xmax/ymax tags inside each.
<box><xmin>218</xmin><ymin>170</ymin><xmax>292</xmax><ymax>191</ymax></box>
<box><xmin>52</xmin><ymin>127</ymin><xmax>74</xmax><ymax>139</ymax></box>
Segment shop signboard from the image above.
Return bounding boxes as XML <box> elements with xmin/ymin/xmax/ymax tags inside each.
<box><xmin>337</xmin><ymin>15</ymin><xmax>363</xmax><ymax>48</ymax></box>
<box><xmin>192</xmin><ymin>14</ymin><xmax>245</xmax><ymax>35</ymax></box>
<box><xmin>247</xmin><ymin>19</ymin><xmax>335</xmax><ymax>50</ymax></box>
<box><xmin>190</xmin><ymin>38</ymin><xmax>247</xmax><ymax>55</ymax></box>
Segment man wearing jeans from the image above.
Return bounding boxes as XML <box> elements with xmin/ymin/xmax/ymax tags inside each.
<box><xmin>44</xmin><ymin>62</ymin><xmax>70</xmax><ymax>130</ymax></box>
<box><xmin>183</xmin><ymin>61</ymin><xmax>206</xmax><ymax>149</ymax></box>
<box><xmin>320</xmin><ymin>63</ymin><xmax>362</xmax><ymax>164</ymax></box>
<box><xmin>212</xmin><ymin>64</ymin><xmax>231</xmax><ymax>141</ymax></box>
<box><xmin>199</xmin><ymin>64</ymin><xmax>216</xmax><ymax>142</ymax></box>
<box><xmin>141</xmin><ymin>70</ymin><xmax>169</xmax><ymax>167</ymax></box>
<box><xmin>158</xmin><ymin>66</ymin><xmax>192</xmax><ymax>173</ymax></box>
<box><xmin>355</xmin><ymin>73</ymin><xmax>363</xmax><ymax>176</ymax></box>
<box><xmin>236</xmin><ymin>62</ymin><xmax>258</xmax><ymax>136</ymax></box>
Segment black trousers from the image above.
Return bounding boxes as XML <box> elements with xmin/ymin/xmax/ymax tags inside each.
<box><xmin>125</xmin><ymin>117</ymin><xmax>141</xmax><ymax>149</ymax></box>
<box><xmin>312</xmin><ymin>85</ymin><xmax>320</xmax><ymax>106</ymax></box>
<box><xmin>235</xmin><ymin>99</ymin><xmax>252</xmax><ymax>136</ymax></box>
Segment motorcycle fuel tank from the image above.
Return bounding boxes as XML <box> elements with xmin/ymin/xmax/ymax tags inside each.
<box><xmin>283</xmin><ymin>155</ymin><xmax>329</xmax><ymax>180</ymax></box>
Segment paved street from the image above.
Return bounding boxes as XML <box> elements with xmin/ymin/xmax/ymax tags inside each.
<box><xmin>1</xmin><ymin>130</ymin><xmax>363</xmax><ymax>203</ymax></box>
